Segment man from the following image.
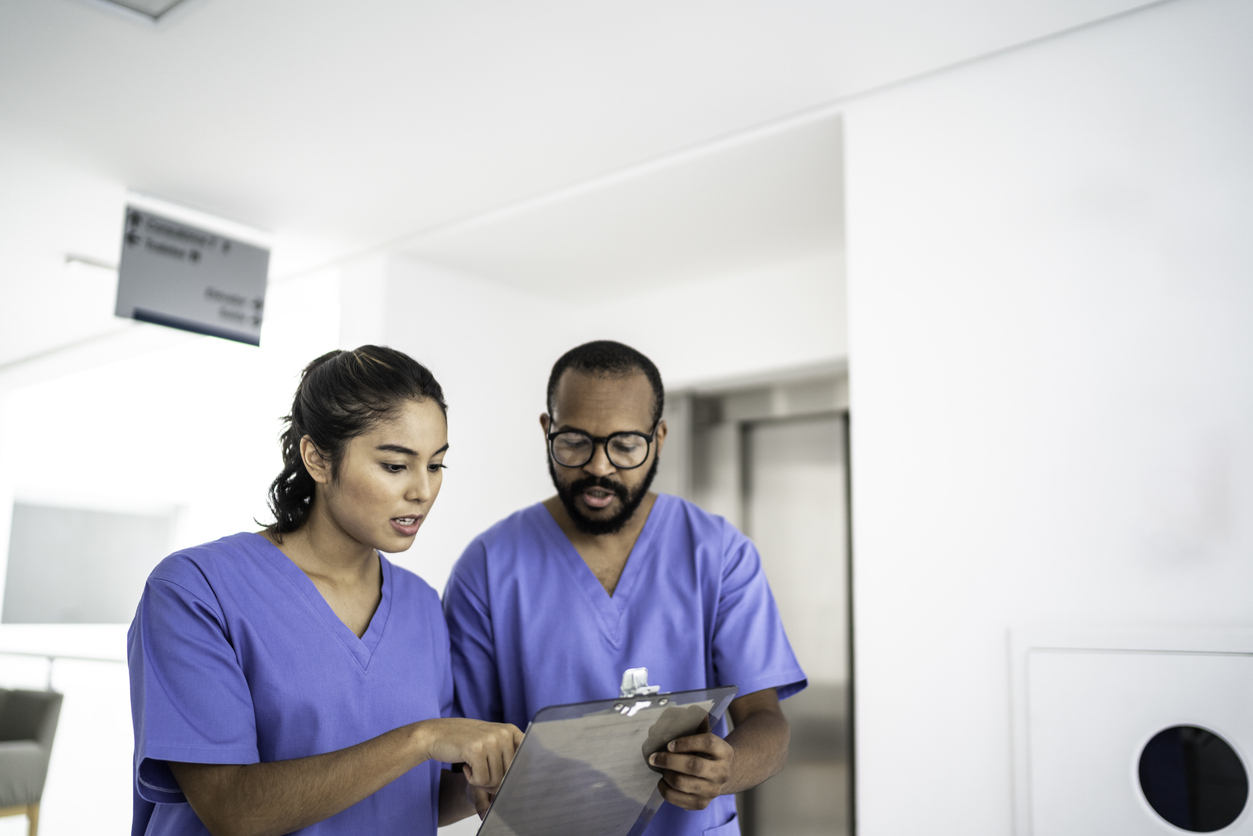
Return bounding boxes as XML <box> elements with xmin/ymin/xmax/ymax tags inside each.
<box><xmin>443</xmin><ymin>340</ymin><xmax>806</xmax><ymax>835</ymax></box>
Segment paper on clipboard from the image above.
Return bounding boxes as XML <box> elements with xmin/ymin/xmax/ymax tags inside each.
<box><xmin>476</xmin><ymin>684</ymin><xmax>738</xmax><ymax>836</ymax></box>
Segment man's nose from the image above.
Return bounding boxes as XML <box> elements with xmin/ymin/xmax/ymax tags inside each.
<box><xmin>583</xmin><ymin>441</ymin><xmax>617</xmax><ymax>476</ymax></box>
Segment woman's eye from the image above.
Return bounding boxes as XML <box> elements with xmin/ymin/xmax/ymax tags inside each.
<box><xmin>428</xmin><ymin>463</ymin><xmax>447</xmax><ymax>473</ymax></box>
<box><xmin>383</xmin><ymin>463</ymin><xmax>406</xmax><ymax>473</ymax></box>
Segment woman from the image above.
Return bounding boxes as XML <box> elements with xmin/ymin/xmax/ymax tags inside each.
<box><xmin>128</xmin><ymin>346</ymin><xmax>520</xmax><ymax>836</ymax></box>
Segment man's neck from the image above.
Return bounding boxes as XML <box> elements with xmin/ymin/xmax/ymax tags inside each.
<box><xmin>543</xmin><ymin>492</ymin><xmax>659</xmax><ymax>597</ymax></box>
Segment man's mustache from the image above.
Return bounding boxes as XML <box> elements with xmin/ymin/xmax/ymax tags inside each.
<box><xmin>565</xmin><ymin>475</ymin><xmax>629</xmax><ymax>502</ymax></box>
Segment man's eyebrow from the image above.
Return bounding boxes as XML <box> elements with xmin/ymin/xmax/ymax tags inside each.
<box><xmin>552</xmin><ymin>425</ymin><xmax>652</xmax><ymax>436</ymax></box>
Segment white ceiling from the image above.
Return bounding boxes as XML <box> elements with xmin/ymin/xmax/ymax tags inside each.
<box><xmin>0</xmin><ymin>0</ymin><xmax>1160</xmax><ymax>366</ymax></box>
<box><xmin>401</xmin><ymin>115</ymin><xmax>845</xmax><ymax>295</ymax></box>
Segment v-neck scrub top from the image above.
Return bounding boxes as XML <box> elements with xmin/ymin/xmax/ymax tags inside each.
<box><xmin>443</xmin><ymin>493</ymin><xmax>806</xmax><ymax>836</ymax></box>
<box><xmin>127</xmin><ymin>532</ymin><xmax>451</xmax><ymax>836</ymax></box>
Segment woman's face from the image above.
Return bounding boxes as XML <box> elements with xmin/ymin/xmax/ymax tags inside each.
<box><xmin>312</xmin><ymin>398</ymin><xmax>448</xmax><ymax>553</ymax></box>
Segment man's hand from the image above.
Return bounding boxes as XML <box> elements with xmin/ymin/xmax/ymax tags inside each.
<box><xmin>648</xmin><ymin>726</ymin><xmax>735</xmax><ymax>811</ymax></box>
<box><xmin>647</xmin><ymin>688</ymin><xmax>790</xmax><ymax>812</ymax></box>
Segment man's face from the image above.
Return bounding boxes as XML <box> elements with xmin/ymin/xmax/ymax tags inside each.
<box><xmin>543</xmin><ymin>369</ymin><xmax>666</xmax><ymax>536</ymax></box>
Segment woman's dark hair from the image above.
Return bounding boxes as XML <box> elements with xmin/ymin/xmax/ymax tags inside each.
<box><xmin>265</xmin><ymin>345</ymin><xmax>447</xmax><ymax>539</ymax></box>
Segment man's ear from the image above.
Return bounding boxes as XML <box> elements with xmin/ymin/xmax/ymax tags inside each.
<box><xmin>653</xmin><ymin>419</ymin><xmax>667</xmax><ymax>456</ymax></box>
<box><xmin>540</xmin><ymin>413</ymin><xmax>551</xmax><ymax>436</ymax></box>
<box><xmin>300</xmin><ymin>436</ymin><xmax>333</xmax><ymax>485</ymax></box>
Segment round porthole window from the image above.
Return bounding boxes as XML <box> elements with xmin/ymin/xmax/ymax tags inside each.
<box><xmin>1139</xmin><ymin>725</ymin><xmax>1249</xmax><ymax>832</ymax></box>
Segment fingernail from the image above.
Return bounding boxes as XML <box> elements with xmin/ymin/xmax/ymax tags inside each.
<box><xmin>649</xmin><ymin>754</ymin><xmax>658</xmax><ymax>765</ymax></box>
<box><xmin>668</xmin><ymin>741</ymin><xmax>676</xmax><ymax>751</ymax></box>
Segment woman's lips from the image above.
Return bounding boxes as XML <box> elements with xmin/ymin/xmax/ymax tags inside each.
<box><xmin>390</xmin><ymin>516</ymin><xmax>422</xmax><ymax>536</ymax></box>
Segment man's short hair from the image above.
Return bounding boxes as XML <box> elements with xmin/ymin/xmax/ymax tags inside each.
<box><xmin>547</xmin><ymin>340</ymin><xmax>665</xmax><ymax>427</ymax></box>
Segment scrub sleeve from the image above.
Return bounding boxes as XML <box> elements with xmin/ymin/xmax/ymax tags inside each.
<box><xmin>131</xmin><ymin>573</ymin><xmax>261</xmax><ymax>804</ymax></box>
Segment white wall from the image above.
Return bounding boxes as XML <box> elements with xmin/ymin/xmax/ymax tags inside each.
<box><xmin>0</xmin><ymin>268</ymin><xmax>340</xmax><ymax>836</ymax></box>
<box><xmin>844</xmin><ymin>0</ymin><xmax>1253</xmax><ymax>832</ymax></box>
<box><xmin>0</xmin><ymin>269</ymin><xmax>340</xmax><ymax>565</ymax></box>
<box><xmin>351</xmin><ymin>249</ymin><xmax>846</xmax><ymax>594</ymax></box>
<box><xmin>615</xmin><ymin>251</ymin><xmax>846</xmax><ymax>389</ymax></box>
<box><xmin>346</xmin><ymin>254</ymin><xmax>565</xmax><ymax>594</ymax></box>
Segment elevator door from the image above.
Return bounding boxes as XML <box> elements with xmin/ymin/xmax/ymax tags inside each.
<box><xmin>745</xmin><ymin>415</ymin><xmax>847</xmax><ymax>685</ymax></box>
<box><xmin>741</xmin><ymin>413</ymin><xmax>851</xmax><ymax>836</ymax></box>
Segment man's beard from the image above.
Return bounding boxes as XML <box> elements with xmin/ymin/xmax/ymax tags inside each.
<box><xmin>548</xmin><ymin>455</ymin><xmax>659</xmax><ymax>536</ymax></box>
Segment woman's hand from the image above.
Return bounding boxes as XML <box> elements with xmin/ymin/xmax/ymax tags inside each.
<box><xmin>466</xmin><ymin>781</ymin><xmax>496</xmax><ymax>819</ymax></box>
<box><xmin>171</xmin><ymin>717</ymin><xmax>523</xmax><ymax>836</ymax></box>
<box><xmin>416</xmin><ymin>718</ymin><xmax>524</xmax><ymax>791</ymax></box>
<box><xmin>438</xmin><ymin>769</ymin><xmax>497</xmax><ymax>826</ymax></box>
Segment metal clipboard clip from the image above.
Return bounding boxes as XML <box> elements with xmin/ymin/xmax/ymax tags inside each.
<box><xmin>619</xmin><ymin>667</ymin><xmax>660</xmax><ymax>698</ymax></box>
<box><xmin>616</xmin><ymin>667</ymin><xmax>663</xmax><ymax>717</ymax></box>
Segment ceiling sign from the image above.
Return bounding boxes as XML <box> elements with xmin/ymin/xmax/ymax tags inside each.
<box><xmin>115</xmin><ymin>205</ymin><xmax>270</xmax><ymax>346</ymax></box>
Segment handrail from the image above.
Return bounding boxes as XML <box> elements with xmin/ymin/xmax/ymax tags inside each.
<box><xmin>0</xmin><ymin>649</ymin><xmax>125</xmax><ymax>664</ymax></box>
<box><xmin>0</xmin><ymin>649</ymin><xmax>125</xmax><ymax>690</ymax></box>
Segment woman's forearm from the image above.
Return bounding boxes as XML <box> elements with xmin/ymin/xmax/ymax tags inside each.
<box><xmin>169</xmin><ymin>716</ymin><xmax>521</xmax><ymax>836</ymax></box>
<box><xmin>170</xmin><ymin>722</ymin><xmax>429</xmax><ymax>836</ymax></box>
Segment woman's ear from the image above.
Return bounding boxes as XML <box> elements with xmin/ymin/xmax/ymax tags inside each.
<box><xmin>300</xmin><ymin>436</ymin><xmax>333</xmax><ymax>485</ymax></box>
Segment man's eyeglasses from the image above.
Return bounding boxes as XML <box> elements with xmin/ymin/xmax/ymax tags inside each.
<box><xmin>547</xmin><ymin>422</ymin><xmax>659</xmax><ymax>470</ymax></box>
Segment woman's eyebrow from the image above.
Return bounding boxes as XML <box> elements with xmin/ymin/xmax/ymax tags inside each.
<box><xmin>375</xmin><ymin>442</ymin><xmax>450</xmax><ymax>456</ymax></box>
<box><xmin>376</xmin><ymin>443</ymin><xmax>416</xmax><ymax>455</ymax></box>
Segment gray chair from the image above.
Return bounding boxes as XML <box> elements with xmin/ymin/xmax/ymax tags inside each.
<box><xmin>0</xmin><ymin>688</ymin><xmax>62</xmax><ymax>836</ymax></box>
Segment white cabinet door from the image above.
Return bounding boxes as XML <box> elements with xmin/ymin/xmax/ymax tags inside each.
<box><xmin>1028</xmin><ymin>649</ymin><xmax>1253</xmax><ymax>835</ymax></box>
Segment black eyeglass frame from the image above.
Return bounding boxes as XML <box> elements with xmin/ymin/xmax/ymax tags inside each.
<box><xmin>546</xmin><ymin>420</ymin><xmax>660</xmax><ymax>470</ymax></box>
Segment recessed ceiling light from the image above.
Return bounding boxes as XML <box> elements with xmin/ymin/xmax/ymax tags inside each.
<box><xmin>77</xmin><ymin>0</ymin><xmax>202</xmax><ymax>27</ymax></box>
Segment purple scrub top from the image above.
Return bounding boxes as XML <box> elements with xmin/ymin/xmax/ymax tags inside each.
<box><xmin>128</xmin><ymin>532</ymin><xmax>451</xmax><ymax>836</ymax></box>
<box><xmin>443</xmin><ymin>493</ymin><xmax>806</xmax><ymax>836</ymax></box>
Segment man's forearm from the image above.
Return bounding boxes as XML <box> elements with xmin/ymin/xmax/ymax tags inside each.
<box><xmin>723</xmin><ymin>706</ymin><xmax>791</xmax><ymax>794</ymax></box>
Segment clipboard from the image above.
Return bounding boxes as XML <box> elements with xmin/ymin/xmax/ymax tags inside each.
<box><xmin>475</xmin><ymin>675</ymin><xmax>738</xmax><ymax>836</ymax></box>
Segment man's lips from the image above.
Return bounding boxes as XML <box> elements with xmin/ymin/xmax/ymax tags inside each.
<box><xmin>390</xmin><ymin>515</ymin><xmax>423</xmax><ymax>536</ymax></box>
<box><xmin>581</xmin><ymin>488</ymin><xmax>617</xmax><ymax>510</ymax></box>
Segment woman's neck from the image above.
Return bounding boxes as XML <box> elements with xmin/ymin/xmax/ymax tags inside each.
<box><xmin>271</xmin><ymin>507</ymin><xmax>378</xmax><ymax>585</ymax></box>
